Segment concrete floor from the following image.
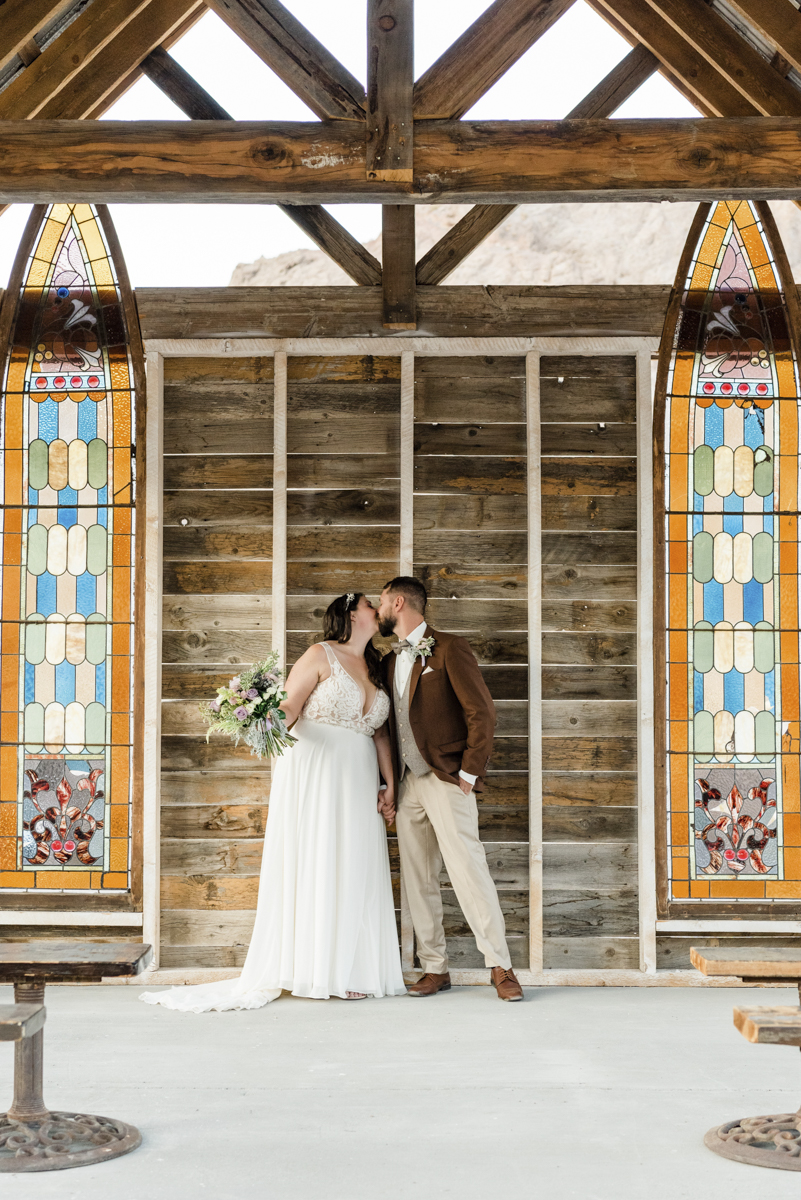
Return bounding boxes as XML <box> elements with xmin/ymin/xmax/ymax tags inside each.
<box><xmin>2</xmin><ymin>983</ymin><xmax>801</xmax><ymax>1199</ymax></box>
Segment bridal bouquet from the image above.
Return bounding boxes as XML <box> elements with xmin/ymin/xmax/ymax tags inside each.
<box><xmin>199</xmin><ymin>652</ymin><xmax>297</xmax><ymax>760</ymax></box>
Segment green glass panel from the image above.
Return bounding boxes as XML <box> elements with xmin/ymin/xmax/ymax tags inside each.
<box><xmin>26</xmin><ymin>524</ymin><xmax>47</xmax><ymax>576</ymax></box>
<box><xmin>754</xmin><ymin>621</ymin><xmax>775</xmax><ymax>674</ymax></box>
<box><xmin>86</xmin><ymin>525</ymin><xmax>107</xmax><ymax>576</ymax></box>
<box><xmin>694</xmin><ymin>710</ymin><xmax>714</xmax><ymax>762</ymax></box>
<box><xmin>87</xmin><ymin>438</ymin><xmax>108</xmax><ymax>490</ymax></box>
<box><xmin>753</xmin><ymin>446</ymin><xmax>774</xmax><ymax>497</ymax></box>
<box><xmin>24</xmin><ymin>615</ymin><xmax>45</xmax><ymax>665</ymax></box>
<box><xmin>692</xmin><ymin>531</ymin><xmax>714</xmax><ymax>583</ymax></box>
<box><xmin>85</xmin><ymin>613</ymin><xmax>106</xmax><ymax>665</ymax></box>
<box><xmin>693</xmin><ymin>445</ymin><xmax>714</xmax><ymax>496</ymax></box>
<box><xmin>753</xmin><ymin>532</ymin><xmax>774</xmax><ymax>584</ymax></box>
<box><xmin>755</xmin><ymin>709</ymin><xmax>775</xmax><ymax>762</ymax></box>
<box><xmin>28</xmin><ymin>440</ymin><xmax>48</xmax><ymax>491</ymax></box>
<box><xmin>85</xmin><ymin>701</ymin><xmax>105</xmax><ymax>753</ymax></box>
<box><xmin>693</xmin><ymin>621</ymin><xmax>714</xmax><ymax>674</ymax></box>
<box><xmin>24</xmin><ymin>702</ymin><xmax>44</xmax><ymax>752</ymax></box>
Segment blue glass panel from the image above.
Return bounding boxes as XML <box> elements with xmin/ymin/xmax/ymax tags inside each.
<box><xmin>37</xmin><ymin>397</ymin><xmax>58</xmax><ymax>444</ymax></box>
<box><xmin>36</xmin><ymin>572</ymin><xmax>56</xmax><ymax>617</ymax></box>
<box><xmin>743</xmin><ymin>578</ymin><xmax>763</xmax><ymax>623</ymax></box>
<box><xmin>58</xmin><ymin>485</ymin><xmax>77</xmax><ymax>505</ymax></box>
<box><xmin>724</xmin><ymin>669</ymin><xmax>745</xmax><ymax>714</ymax></box>
<box><xmin>694</xmin><ymin>492</ymin><xmax>705</xmax><ymax>512</ymax></box>
<box><xmin>744</xmin><ymin>408</ymin><xmax>764</xmax><ymax>448</ymax></box>
<box><xmin>97</xmin><ymin>506</ymin><xmax>107</xmax><ymax>528</ymax></box>
<box><xmin>694</xmin><ymin>670</ymin><xmax>704</xmax><ymax>713</ymax></box>
<box><xmin>705</xmin><ymin>405</ymin><xmax>723</xmax><ymax>450</ymax></box>
<box><xmin>95</xmin><ymin>662</ymin><xmax>105</xmax><ymax>704</ymax></box>
<box><xmin>766</xmin><ymin>670</ymin><xmax>775</xmax><ymax>712</ymax></box>
<box><xmin>764</xmin><ymin>494</ymin><xmax>774</xmax><ymax>512</ymax></box>
<box><xmin>764</xmin><ymin>514</ymin><xmax>774</xmax><ymax>534</ymax></box>
<box><xmin>27</xmin><ymin>488</ymin><xmax>37</xmax><ymax>505</ymax></box>
<box><xmin>76</xmin><ymin>572</ymin><xmax>95</xmax><ymax>616</ymax></box>
<box><xmin>693</xmin><ymin>513</ymin><xmax>703</xmax><ymax>535</ymax></box>
<box><xmin>724</xmin><ymin>493</ymin><xmax>743</xmax><ymax>512</ymax></box>
<box><xmin>58</xmin><ymin>507</ymin><xmax>77</xmax><ymax>529</ymax></box>
<box><xmin>77</xmin><ymin>399</ymin><xmax>96</xmax><ymax>441</ymax></box>
<box><xmin>703</xmin><ymin>581</ymin><xmax>724</xmax><ymax>624</ymax></box>
<box><xmin>97</xmin><ymin>486</ymin><xmax>107</xmax><ymax>505</ymax></box>
<box><xmin>54</xmin><ymin>660</ymin><xmax>75</xmax><ymax>705</ymax></box>
<box><xmin>27</xmin><ymin>508</ymin><xmax>37</xmax><ymax>527</ymax></box>
<box><xmin>24</xmin><ymin>662</ymin><xmax>35</xmax><ymax>704</ymax></box>
<box><xmin>723</xmin><ymin>513</ymin><xmax>743</xmax><ymax>535</ymax></box>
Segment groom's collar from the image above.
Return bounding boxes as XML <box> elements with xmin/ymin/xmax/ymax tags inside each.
<box><xmin>406</xmin><ymin>619</ymin><xmax>428</xmax><ymax>647</ymax></box>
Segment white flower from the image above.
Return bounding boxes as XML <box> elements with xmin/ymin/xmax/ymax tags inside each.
<box><xmin>410</xmin><ymin>636</ymin><xmax>435</xmax><ymax>663</ymax></box>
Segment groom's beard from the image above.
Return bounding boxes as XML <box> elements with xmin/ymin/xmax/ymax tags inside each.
<box><xmin>377</xmin><ymin>614</ymin><xmax>396</xmax><ymax>638</ymax></box>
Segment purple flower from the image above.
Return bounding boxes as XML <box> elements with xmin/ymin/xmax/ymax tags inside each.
<box><xmin>209</xmin><ymin>700</ymin><xmax>221</xmax><ymax>713</ymax></box>
<box><xmin>266</xmin><ymin>672</ymin><xmax>278</xmax><ymax>683</ymax></box>
<box><xmin>234</xmin><ymin>706</ymin><xmax>248</xmax><ymax>721</ymax></box>
<box><xmin>264</xmin><ymin>717</ymin><xmax>273</xmax><ymax>730</ymax></box>
<box><xmin>246</xmin><ymin>688</ymin><xmax>259</xmax><ymax>700</ymax></box>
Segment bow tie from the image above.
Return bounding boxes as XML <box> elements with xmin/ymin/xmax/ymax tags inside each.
<box><xmin>392</xmin><ymin>639</ymin><xmax>412</xmax><ymax>655</ymax></box>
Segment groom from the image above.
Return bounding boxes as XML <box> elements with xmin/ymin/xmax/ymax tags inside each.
<box><xmin>377</xmin><ymin>577</ymin><xmax>523</xmax><ymax>1002</ymax></box>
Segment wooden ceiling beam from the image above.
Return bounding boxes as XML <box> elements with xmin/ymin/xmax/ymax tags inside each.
<box><xmin>414</xmin><ymin>0</ymin><xmax>575</xmax><ymax>119</ymax></box>
<box><xmin>0</xmin><ymin>0</ymin><xmax>153</xmax><ymax>120</ymax></box>
<box><xmin>723</xmin><ymin>0</ymin><xmax>801</xmax><ymax>77</ymax></box>
<box><xmin>5</xmin><ymin>117</ymin><xmax>801</xmax><ymax>204</ymax></box>
<box><xmin>588</xmin><ymin>0</ymin><xmax>759</xmax><ymax>116</ymax></box>
<box><xmin>381</xmin><ymin>205</ymin><xmax>416</xmax><ymax>327</ymax></box>
<box><xmin>642</xmin><ymin>0</ymin><xmax>801</xmax><ymax>116</ymax></box>
<box><xmin>141</xmin><ymin>47</ymin><xmax>381</xmax><ymax>286</ymax></box>
<box><xmin>0</xmin><ymin>0</ymin><xmax>76</xmax><ymax>74</ymax></box>
<box><xmin>415</xmin><ymin>42</ymin><xmax>659</xmax><ymax>286</ymax></box>
<box><xmin>203</xmin><ymin>0</ymin><xmax>366</xmax><ymax>121</ymax></box>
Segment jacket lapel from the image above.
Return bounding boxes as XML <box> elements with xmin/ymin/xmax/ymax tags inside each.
<box><xmin>407</xmin><ymin>624</ymin><xmax>432</xmax><ymax>707</ymax></box>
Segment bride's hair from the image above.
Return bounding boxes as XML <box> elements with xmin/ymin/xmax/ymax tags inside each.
<box><xmin>323</xmin><ymin>594</ymin><xmax>385</xmax><ymax>691</ymax></box>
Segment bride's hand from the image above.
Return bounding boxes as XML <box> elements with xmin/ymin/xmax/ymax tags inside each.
<box><xmin>377</xmin><ymin>789</ymin><xmax>396</xmax><ymax>824</ymax></box>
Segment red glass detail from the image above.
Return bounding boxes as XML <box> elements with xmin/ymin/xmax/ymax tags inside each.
<box><xmin>702</xmin><ymin>382</ymin><xmax>715</xmax><ymax>394</ymax></box>
<box><xmin>87</xmin><ymin>375</ymin><xmax>100</xmax><ymax>388</ymax></box>
<box><xmin>35</xmin><ymin>377</ymin><xmax>47</xmax><ymax>389</ymax></box>
<box><xmin>64</xmin><ymin>841</ymin><xmax>76</xmax><ymax>853</ymax></box>
<box><xmin>756</xmin><ymin>383</ymin><xmax>769</xmax><ymax>395</ymax></box>
<box><xmin>53</xmin><ymin>376</ymin><xmax>66</xmax><ymax>389</ymax></box>
<box><xmin>720</xmin><ymin>382</ymin><xmax>733</xmax><ymax>395</ymax></box>
<box><xmin>737</xmin><ymin>382</ymin><xmax>750</xmax><ymax>395</ymax></box>
<box><xmin>736</xmin><ymin>849</ymin><xmax>749</xmax><ymax>861</ymax></box>
<box><xmin>70</xmin><ymin>376</ymin><xmax>82</xmax><ymax>388</ymax></box>
<box><xmin>723</xmin><ymin>849</ymin><xmax>736</xmax><ymax>861</ymax></box>
<box><xmin>51</xmin><ymin>841</ymin><xmax>62</xmax><ymax>852</ymax></box>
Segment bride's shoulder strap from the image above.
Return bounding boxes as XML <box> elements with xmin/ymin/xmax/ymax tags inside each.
<box><xmin>319</xmin><ymin>640</ymin><xmax>336</xmax><ymax>667</ymax></box>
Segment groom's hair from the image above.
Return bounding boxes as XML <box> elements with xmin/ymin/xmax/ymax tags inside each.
<box><xmin>383</xmin><ymin>576</ymin><xmax>427</xmax><ymax>614</ymax></box>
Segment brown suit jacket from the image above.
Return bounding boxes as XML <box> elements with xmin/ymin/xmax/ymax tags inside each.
<box><xmin>384</xmin><ymin>625</ymin><xmax>495</xmax><ymax>791</ymax></box>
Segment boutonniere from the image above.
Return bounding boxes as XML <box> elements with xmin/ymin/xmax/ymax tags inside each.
<box><xmin>410</xmin><ymin>636</ymin><xmax>435</xmax><ymax>664</ymax></box>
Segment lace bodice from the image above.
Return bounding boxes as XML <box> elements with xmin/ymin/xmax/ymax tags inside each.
<box><xmin>301</xmin><ymin>642</ymin><xmax>390</xmax><ymax>737</ymax></box>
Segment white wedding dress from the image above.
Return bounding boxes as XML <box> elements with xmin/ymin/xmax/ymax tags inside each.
<box><xmin>141</xmin><ymin>643</ymin><xmax>406</xmax><ymax>1011</ymax></box>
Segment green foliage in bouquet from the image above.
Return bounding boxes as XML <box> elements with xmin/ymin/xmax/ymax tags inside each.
<box><xmin>198</xmin><ymin>652</ymin><xmax>297</xmax><ymax>760</ymax></box>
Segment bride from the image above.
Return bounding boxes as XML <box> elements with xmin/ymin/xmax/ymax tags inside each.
<box><xmin>141</xmin><ymin>592</ymin><xmax>406</xmax><ymax>1011</ymax></box>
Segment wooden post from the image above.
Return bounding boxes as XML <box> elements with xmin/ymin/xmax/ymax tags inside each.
<box><xmin>636</xmin><ymin>347</ymin><xmax>657</xmax><ymax>973</ymax></box>
<box><xmin>142</xmin><ymin>350</ymin><xmax>164</xmax><ymax>969</ymax></box>
<box><xmin>382</xmin><ymin>206</ymin><xmax>416</xmax><ymax>329</ymax></box>
<box><xmin>366</xmin><ymin>0</ymin><xmax>413</xmax><ymax>182</ymax></box>
<box><xmin>272</xmin><ymin>350</ymin><xmax>288</xmax><ymax>668</ymax></box>
<box><xmin>526</xmin><ymin>351</ymin><xmax>543</xmax><ymax>974</ymax></box>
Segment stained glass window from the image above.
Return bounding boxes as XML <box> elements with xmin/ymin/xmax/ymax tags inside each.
<box><xmin>663</xmin><ymin>200</ymin><xmax>801</xmax><ymax>903</ymax></box>
<box><xmin>0</xmin><ymin>204</ymin><xmax>137</xmax><ymax>895</ymax></box>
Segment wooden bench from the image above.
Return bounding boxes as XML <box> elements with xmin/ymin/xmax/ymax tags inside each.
<box><xmin>691</xmin><ymin>945</ymin><xmax>801</xmax><ymax>1172</ymax></box>
<box><xmin>0</xmin><ymin>941</ymin><xmax>152</xmax><ymax>1173</ymax></box>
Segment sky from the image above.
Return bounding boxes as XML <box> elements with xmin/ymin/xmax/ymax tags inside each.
<box><xmin>0</xmin><ymin>0</ymin><xmax>698</xmax><ymax>288</ymax></box>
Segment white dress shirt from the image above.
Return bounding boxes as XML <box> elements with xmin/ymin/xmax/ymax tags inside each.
<box><xmin>394</xmin><ymin>620</ymin><xmax>476</xmax><ymax>788</ymax></box>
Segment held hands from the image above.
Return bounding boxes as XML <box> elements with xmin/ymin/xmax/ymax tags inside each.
<box><xmin>377</xmin><ymin>788</ymin><xmax>396</xmax><ymax>825</ymax></box>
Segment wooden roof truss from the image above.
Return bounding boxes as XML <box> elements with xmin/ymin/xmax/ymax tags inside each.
<box><xmin>1</xmin><ymin>0</ymin><xmax>801</xmax><ymax>327</ymax></box>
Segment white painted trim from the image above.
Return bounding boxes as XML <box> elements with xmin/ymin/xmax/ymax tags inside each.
<box><xmin>399</xmin><ymin>350</ymin><xmax>415</xmax><ymax>974</ymax></box>
<box><xmin>636</xmin><ymin>349</ymin><xmax>657</xmax><ymax>973</ymax></box>
<box><xmin>0</xmin><ymin>911</ymin><xmax>144</xmax><ymax>926</ymax></box>
<box><xmin>271</xmin><ymin>351</ymin><xmax>287</xmax><ymax>667</ymax></box>
<box><xmin>125</xmin><ymin>965</ymin><xmax>782</xmax><ymax>988</ymax></box>
<box><xmin>142</xmin><ymin>351</ymin><xmax>164</xmax><ymax>967</ymax></box>
<box><xmin>144</xmin><ymin>337</ymin><xmax>660</xmax><ymax>358</ymax></box>
<box><xmin>526</xmin><ymin>351</ymin><xmax>543</xmax><ymax>974</ymax></box>
<box><xmin>657</xmin><ymin>920</ymin><xmax>801</xmax><ymax>933</ymax></box>
<box><xmin>399</xmin><ymin>351</ymin><xmax>414</xmax><ymax>575</ymax></box>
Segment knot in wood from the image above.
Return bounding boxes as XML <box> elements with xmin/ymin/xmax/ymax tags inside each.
<box><xmin>252</xmin><ymin>141</ymin><xmax>292</xmax><ymax>169</ymax></box>
<box><xmin>378</xmin><ymin>15</ymin><xmax>396</xmax><ymax>30</ymax></box>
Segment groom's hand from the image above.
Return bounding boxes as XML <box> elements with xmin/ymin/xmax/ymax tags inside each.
<box><xmin>458</xmin><ymin>777</ymin><xmax>473</xmax><ymax>795</ymax></box>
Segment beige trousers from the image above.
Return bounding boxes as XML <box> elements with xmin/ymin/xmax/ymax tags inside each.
<box><xmin>396</xmin><ymin>771</ymin><xmax>511</xmax><ymax>973</ymax></box>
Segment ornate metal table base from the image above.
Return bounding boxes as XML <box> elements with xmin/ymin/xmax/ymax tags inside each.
<box><xmin>0</xmin><ymin>1112</ymin><xmax>141</xmax><ymax>1172</ymax></box>
<box><xmin>705</xmin><ymin>1111</ymin><xmax>801</xmax><ymax>1170</ymax></box>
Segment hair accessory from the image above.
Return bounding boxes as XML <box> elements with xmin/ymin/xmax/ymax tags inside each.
<box><xmin>345</xmin><ymin>592</ymin><xmax>355</xmax><ymax>606</ymax></box>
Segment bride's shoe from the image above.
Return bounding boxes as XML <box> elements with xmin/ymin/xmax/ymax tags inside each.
<box><xmin>345</xmin><ymin>991</ymin><xmax>368</xmax><ymax>1000</ymax></box>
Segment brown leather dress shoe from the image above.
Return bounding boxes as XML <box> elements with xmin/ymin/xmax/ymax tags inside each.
<box><xmin>407</xmin><ymin>972</ymin><xmax>451</xmax><ymax>997</ymax></box>
<box><xmin>491</xmin><ymin>967</ymin><xmax>523</xmax><ymax>1001</ymax></box>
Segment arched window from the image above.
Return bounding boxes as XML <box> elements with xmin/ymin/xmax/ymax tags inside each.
<box><xmin>0</xmin><ymin>204</ymin><xmax>142</xmax><ymax>900</ymax></box>
<box><xmin>658</xmin><ymin>200</ymin><xmax>801</xmax><ymax>911</ymax></box>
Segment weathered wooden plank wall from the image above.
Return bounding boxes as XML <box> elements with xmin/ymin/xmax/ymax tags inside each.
<box><xmin>540</xmin><ymin>355</ymin><xmax>639</xmax><ymax>969</ymax></box>
<box><xmin>414</xmin><ymin>356</ymin><xmax>529</xmax><ymax>969</ymax></box>
<box><xmin>159</xmin><ymin>357</ymin><xmax>273</xmax><ymax>967</ymax></box>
